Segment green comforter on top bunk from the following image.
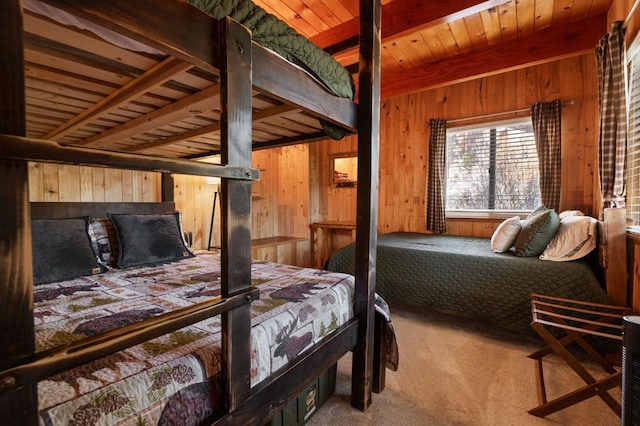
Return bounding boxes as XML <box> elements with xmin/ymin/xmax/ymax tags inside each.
<box><xmin>325</xmin><ymin>232</ymin><xmax>611</xmax><ymax>336</ymax></box>
<box><xmin>189</xmin><ymin>0</ymin><xmax>354</xmax><ymax>139</ymax></box>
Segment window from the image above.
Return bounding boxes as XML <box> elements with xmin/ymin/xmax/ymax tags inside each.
<box><xmin>627</xmin><ymin>37</ymin><xmax>640</xmax><ymax>225</ymax></box>
<box><xmin>446</xmin><ymin>119</ymin><xmax>540</xmax><ymax>213</ymax></box>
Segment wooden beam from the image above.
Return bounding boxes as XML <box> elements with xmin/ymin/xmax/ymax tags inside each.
<box><xmin>0</xmin><ymin>0</ymin><xmax>38</xmax><ymax>424</ymax></box>
<box><xmin>0</xmin><ymin>134</ymin><xmax>258</xmax><ymax>180</ymax></box>
<box><xmin>380</xmin><ymin>14</ymin><xmax>607</xmax><ymax>100</ymax></box>
<box><xmin>37</xmin><ymin>0</ymin><xmax>221</xmax><ymax>73</ymax></box>
<box><xmin>351</xmin><ymin>0</ymin><xmax>381</xmax><ymax>411</ymax></box>
<box><xmin>127</xmin><ymin>104</ymin><xmax>298</xmax><ymax>154</ymax></box>
<box><xmin>251</xmin><ymin>45</ymin><xmax>357</xmax><ymax>132</ymax></box>
<box><xmin>74</xmin><ymin>85</ymin><xmax>221</xmax><ymax>147</ymax></box>
<box><xmin>218</xmin><ymin>17</ymin><xmax>253</xmax><ymax>412</ymax></box>
<box><xmin>312</xmin><ymin>0</ymin><xmax>505</xmax><ymax>52</ymax></box>
<box><xmin>44</xmin><ymin>57</ymin><xmax>191</xmax><ymax>140</ymax></box>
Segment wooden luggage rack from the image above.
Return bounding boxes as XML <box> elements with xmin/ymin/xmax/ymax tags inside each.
<box><xmin>528</xmin><ymin>293</ymin><xmax>631</xmax><ymax>418</ymax></box>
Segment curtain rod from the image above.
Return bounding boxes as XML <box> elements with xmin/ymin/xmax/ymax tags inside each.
<box><xmin>445</xmin><ymin>99</ymin><xmax>574</xmax><ymax>125</ymax></box>
<box><xmin>624</xmin><ymin>0</ymin><xmax>640</xmax><ymax>28</ymax></box>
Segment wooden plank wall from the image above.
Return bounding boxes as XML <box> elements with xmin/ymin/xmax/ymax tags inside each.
<box><xmin>172</xmin><ymin>145</ymin><xmax>312</xmax><ymax>264</ymax></box>
<box><xmin>28</xmin><ymin>163</ymin><xmax>159</xmax><ymax>202</ymax></box>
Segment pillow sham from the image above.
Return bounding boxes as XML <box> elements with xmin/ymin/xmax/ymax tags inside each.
<box><xmin>87</xmin><ymin>217</ymin><xmax>119</xmax><ymax>268</ymax></box>
<box><xmin>108</xmin><ymin>212</ymin><xmax>194</xmax><ymax>268</ymax></box>
<box><xmin>514</xmin><ymin>208</ymin><xmax>560</xmax><ymax>257</ymax></box>
<box><xmin>539</xmin><ymin>215</ymin><xmax>598</xmax><ymax>262</ymax></box>
<box><xmin>31</xmin><ymin>217</ymin><xmax>105</xmax><ymax>285</ymax></box>
<box><xmin>490</xmin><ymin>216</ymin><xmax>522</xmax><ymax>253</ymax></box>
<box><xmin>559</xmin><ymin>210</ymin><xmax>585</xmax><ymax>219</ymax></box>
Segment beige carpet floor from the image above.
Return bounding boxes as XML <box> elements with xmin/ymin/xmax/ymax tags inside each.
<box><xmin>308</xmin><ymin>305</ymin><xmax>621</xmax><ymax>426</ymax></box>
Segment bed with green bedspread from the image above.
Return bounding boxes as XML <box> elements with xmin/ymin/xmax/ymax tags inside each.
<box><xmin>325</xmin><ymin>232</ymin><xmax>610</xmax><ymax>336</ymax></box>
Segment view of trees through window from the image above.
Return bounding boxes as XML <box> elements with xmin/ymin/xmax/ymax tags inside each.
<box><xmin>446</xmin><ymin>120</ymin><xmax>541</xmax><ymax>211</ymax></box>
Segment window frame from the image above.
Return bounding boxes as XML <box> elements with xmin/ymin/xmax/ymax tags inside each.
<box><xmin>626</xmin><ymin>33</ymin><xmax>640</xmax><ymax>227</ymax></box>
<box><xmin>444</xmin><ymin>117</ymin><xmax>540</xmax><ymax>219</ymax></box>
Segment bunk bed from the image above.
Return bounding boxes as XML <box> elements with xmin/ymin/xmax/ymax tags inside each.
<box><xmin>0</xmin><ymin>0</ymin><xmax>382</xmax><ymax>424</ymax></box>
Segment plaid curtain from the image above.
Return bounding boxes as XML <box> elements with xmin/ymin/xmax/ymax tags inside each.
<box><xmin>531</xmin><ymin>99</ymin><xmax>562</xmax><ymax>211</ymax></box>
<box><xmin>595</xmin><ymin>21</ymin><xmax>627</xmax><ymax>211</ymax></box>
<box><xmin>426</xmin><ymin>118</ymin><xmax>447</xmax><ymax>233</ymax></box>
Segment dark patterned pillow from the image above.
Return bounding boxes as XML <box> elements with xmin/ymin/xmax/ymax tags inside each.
<box><xmin>514</xmin><ymin>208</ymin><xmax>560</xmax><ymax>257</ymax></box>
<box><xmin>31</xmin><ymin>217</ymin><xmax>105</xmax><ymax>285</ymax></box>
<box><xmin>108</xmin><ymin>212</ymin><xmax>194</xmax><ymax>268</ymax></box>
<box><xmin>87</xmin><ymin>217</ymin><xmax>119</xmax><ymax>268</ymax></box>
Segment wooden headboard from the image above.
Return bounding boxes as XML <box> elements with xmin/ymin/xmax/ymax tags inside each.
<box><xmin>30</xmin><ymin>202</ymin><xmax>176</xmax><ymax>219</ymax></box>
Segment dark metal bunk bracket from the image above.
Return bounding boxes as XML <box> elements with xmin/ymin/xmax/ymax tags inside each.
<box><xmin>352</xmin><ymin>0</ymin><xmax>382</xmax><ymax>411</ymax></box>
<box><xmin>0</xmin><ymin>288</ymin><xmax>260</xmax><ymax>397</ymax></box>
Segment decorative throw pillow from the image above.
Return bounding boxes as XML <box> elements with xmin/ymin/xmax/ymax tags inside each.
<box><xmin>514</xmin><ymin>208</ymin><xmax>560</xmax><ymax>257</ymax></box>
<box><xmin>490</xmin><ymin>216</ymin><xmax>522</xmax><ymax>253</ymax></box>
<box><xmin>31</xmin><ymin>217</ymin><xmax>105</xmax><ymax>285</ymax></box>
<box><xmin>540</xmin><ymin>215</ymin><xmax>597</xmax><ymax>261</ymax></box>
<box><xmin>108</xmin><ymin>212</ymin><xmax>194</xmax><ymax>268</ymax></box>
<box><xmin>528</xmin><ymin>205</ymin><xmax>548</xmax><ymax>218</ymax></box>
<box><xmin>87</xmin><ymin>217</ymin><xmax>119</xmax><ymax>267</ymax></box>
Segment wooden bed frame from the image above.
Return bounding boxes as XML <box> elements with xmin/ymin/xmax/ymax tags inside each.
<box><xmin>0</xmin><ymin>0</ymin><xmax>381</xmax><ymax>424</ymax></box>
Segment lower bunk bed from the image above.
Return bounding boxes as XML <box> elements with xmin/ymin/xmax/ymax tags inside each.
<box><xmin>325</xmin><ymin>228</ymin><xmax>614</xmax><ymax>337</ymax></box>
<box><xmin>22</xmin><ymin>202</ymin><xmax>396</xmax><ymax>425</ymax></box>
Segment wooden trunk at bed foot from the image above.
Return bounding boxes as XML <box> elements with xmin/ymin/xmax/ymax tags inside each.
<box><xmin>265</xmin><ymin>364</ymin><xmax>337</xmax><ymax>426</ymax></box>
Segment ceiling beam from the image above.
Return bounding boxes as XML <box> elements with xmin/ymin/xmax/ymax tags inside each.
<box><xmin>380</xmin><ymin>14</ymin><xmax>606</xmax><ymax>100</ymax></box>
<box><xmin>312</xmin><ymin>0</ymin><xmax>506</xmax><ymax>54</ymax></box>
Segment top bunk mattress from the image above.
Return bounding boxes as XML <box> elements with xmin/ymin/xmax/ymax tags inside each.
<box><xmin>35</xmin><ymin>251</ymin><xmax>354</xmax><ymax>425</ymax></box>
<box><xmin>326</xmin><ymin>232</ymin><xmax>610</xmax><ymax>335</ymax></box>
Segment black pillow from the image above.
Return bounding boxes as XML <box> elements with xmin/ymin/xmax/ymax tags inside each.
<box><xmin>108</xmin><ymin>212</ymin><xmax>194</xmax><ymax>268</ymax></box>
<box><xmin>31</xmin><ymin>217</ymin><xmax>105</xmax><ymax>285</ymax></box>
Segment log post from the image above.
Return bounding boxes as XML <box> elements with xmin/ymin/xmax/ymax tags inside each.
<box><xmin>219</xmin><ymin>17</ymin><xmax>254</xmax><ymax>411</ymax></box>
<box><xmin>352</xmin><ymin>0</ymin><xmax>381</xmax><ymax>410</ymax></box>
<box><xmin>0</xmin><ymin>1</ymin><xmax>38</xmax><ymax>424</ymax></box>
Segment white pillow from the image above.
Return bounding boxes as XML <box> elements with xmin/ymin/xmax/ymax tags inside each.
<box><xmin>559</xmin><ymin>210</ymin><xmax>585</xmax><ymax>219</ymax></box>
<box><xmin>491</xmin><ymin>216</ymin><xmax>522</xmax><ymax>253</ymax></box>
<box><xmin>539</xmin><ymin>215</ymin><xmax>597</xmax><ymax>261</ymax></box>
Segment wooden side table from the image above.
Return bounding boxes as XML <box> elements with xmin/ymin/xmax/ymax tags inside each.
<box><xmin>310</xmin><ymin>221</ymin><xmax>356</xmax><ymax>269</ymax></box>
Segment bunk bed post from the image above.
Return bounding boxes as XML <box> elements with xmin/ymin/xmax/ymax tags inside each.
<box><xmin>218</xmin><ymin>17</ymin><xmax>254</xmax><ymax>412</ymax></box>
<box><xmin>352</xmin><ymin>0</ymin><xmax>382</xmax><ymax>410</ymax></box>
<box><xmin>0</xmin><ymin>1</ymin><xmax>38</xmax><ymax>424</ymax></box>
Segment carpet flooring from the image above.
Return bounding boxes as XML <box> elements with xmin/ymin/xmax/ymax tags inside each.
<box><xmin>307</xmin><ymin>305</ymin><xmax>621</xmax><ymax>426</ymax></box>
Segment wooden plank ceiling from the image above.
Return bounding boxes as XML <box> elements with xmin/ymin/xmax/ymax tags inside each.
<box><xmin>255</xmin><ymin>0</ymin><xmax>612</xmax><ymax>99</ymax></box>
<box><xmin>20</xmin><ymin>0</ymin><xmax>611</xmax><ymax>159</ymax></box>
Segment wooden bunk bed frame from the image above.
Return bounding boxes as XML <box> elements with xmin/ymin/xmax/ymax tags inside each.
<box><xmin>0</xmin><ymin>0</ymin><xmax>381</xmax><ymax>424</ymax></box>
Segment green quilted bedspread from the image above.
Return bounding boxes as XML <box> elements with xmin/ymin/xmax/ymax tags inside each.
<box><xmin>325</xmin><ymin>232</ymin><xmax>611</xmax><ymax>336</ymax></box>
<box><xmin>189</xmin><ymin>0</ymin><xmax>354</xmax><ymax>139</ymax></box>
